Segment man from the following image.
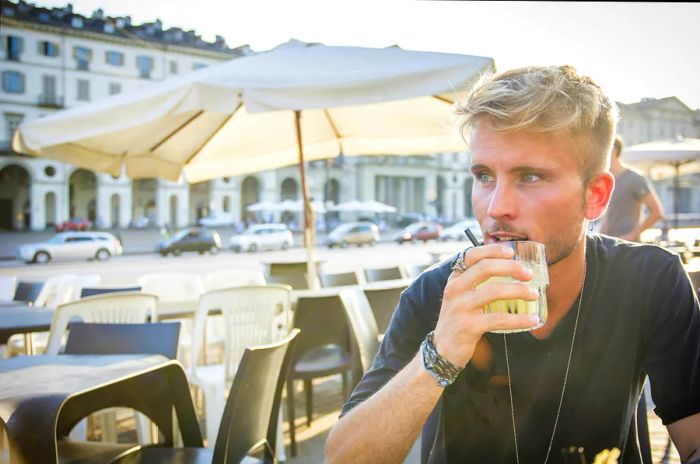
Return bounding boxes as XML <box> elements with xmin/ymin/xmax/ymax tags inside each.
<box><xmin>599</xmin><ymin>135</ymin><xmax>665</xmax><ymax>241</ymax></box>
<box><xmin>325</xmin><ymin>65</ymin><xmax>700</xmax><ymax>463</ymax></box>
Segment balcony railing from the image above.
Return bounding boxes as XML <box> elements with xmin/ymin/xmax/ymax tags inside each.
<box><xmin>37</xmin><ymin>94</ymin><xmax>64</xmax><ymax>108</ymax></box>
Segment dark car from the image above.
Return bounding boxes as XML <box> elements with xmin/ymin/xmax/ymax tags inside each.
<box><xmin>55</xmin><ymin>217</ymin><xmax>92</xmax><ymax>232</ymax></box>
<box><xmin>156</xmin><ymin>228</ymin><xmax>221</xmax><ymax>256</ymax></box>
<box><xmin>396</xmin><ymin>221</ymin><xmax>443</xmax><ymax>244</ymax></box>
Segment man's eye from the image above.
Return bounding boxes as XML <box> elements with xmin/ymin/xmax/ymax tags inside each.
<box><xmin>521</xmin><ymin>174</ymin><xmax>541</xmax><ymax>183</ymax></box>
<box><xmin>475</xmin><ymin>173</ymin><xmax>493</xmax><ymax>183</ymax></box>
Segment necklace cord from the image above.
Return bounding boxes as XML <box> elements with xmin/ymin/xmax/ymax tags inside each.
<box><xmin>504</xmin><ymin>259</ymin><xmax>587</xmax><ymax>464</ymax></box>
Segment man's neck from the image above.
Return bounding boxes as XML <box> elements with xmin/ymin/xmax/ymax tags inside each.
<box><xmin>530</xmin><ymin>237</ymin><xmax>587</xmax><ymax>340</ymax></box>
<box><xmin>610</xmin><ymin>158</ymin><xmax>627</xmax><ymax>177</ymax></box>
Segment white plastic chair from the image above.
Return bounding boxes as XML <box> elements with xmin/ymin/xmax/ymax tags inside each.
<box><xmin>45</xmin><ymin>292</ymin><xmax>158</xmax><ymax>355</ymax></box>
<box><xmin>34</xmin><ymin>274</ymin><xmax>78</xmax><ymax>309</ymax></box>
<box><xmin>45</xmin><ymin>292</ymin><xmax>158</xmax><ymax>444</ymax></box>
<box><xmin>204</xmin><ymin>269</ymin><xmax>266</xmax><ymax>292</ymax></box>
<box><xmin>0</xmin><ymin>275</ymin><xmax>17</xmax><ymax>301</ymax></box>
<box><xmin>64</xmin><ymin>274</ymin><xmax>102</xmax><ymax>302</ymax></box>
<box><xmin>188</xmin><ymin>285</ymin><xmax>292</xmax><ymax>456</ymax></box>
<box><xmin>138</xmin><ymin>272</ymin><xmax>205</xmax><ymax>364</ymax></box>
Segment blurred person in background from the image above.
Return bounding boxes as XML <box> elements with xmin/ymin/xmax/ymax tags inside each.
<box><xmin>599</xmin><ymin>135</ymin><xmax>665</xmax><ymax>242</ymax></box>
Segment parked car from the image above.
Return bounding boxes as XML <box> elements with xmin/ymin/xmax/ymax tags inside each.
<box><xmin>441</xmin><ymin>218</ymin><xmax>483</xmax><ymax>242</ymax></box>
<box><xmin>326</xmin><ymin>221</ymin><xmax>380</xmax><ymax>248</ymax></box>
<box><xmin>396</xmin><ymin>221</ymin><xmax>443</xmax><ymax>244</ymax></box>
<box><xmin>156</xmin><ymin>228</ymin><xmax>221</xmax><ymax>256</ymax></box>
<box><xmin>229</xmin><ymin>223</ymin><xmax>293</xmax><ymax>252</ymax></box>
<box><xmin>17</xmin><ymin>232</ymin><xmax>122</xmax><ymax>264</ymax></box>
<box><xmin>55</xmin><ymin>217</ymin><xmax>92</xmax><ymax>232</ymax></box>
<box><xmin>198</xmin><ymin>212</ymin><xmax>235</xmax><ymax>228</ymax></box>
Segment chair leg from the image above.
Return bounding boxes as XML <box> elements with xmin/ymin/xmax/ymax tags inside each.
<box><xmin>304</xmin><ymin>379</ymin><xmax>313</xmax><ymax>427</ymax></box>
<box><xmin>276</xmin><ymin>406</ymin><xmax>287</xmax><ymax>462</ymax></box>
<box><xmin>286</xmin><ymin>379</ymin><xmax>297</xmax><ymax>457</ymax></box>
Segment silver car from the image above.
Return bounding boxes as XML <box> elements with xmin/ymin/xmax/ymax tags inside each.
<box><xmin>17</xmin><ymin>232</ymin><xmax>123</xmax><ymax>264</ymax></box>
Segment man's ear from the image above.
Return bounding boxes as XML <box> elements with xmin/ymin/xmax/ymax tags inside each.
<box><xmin>585</xmin><ymin>172</ymin><xmax>615</xmax><ymax>220</ymax></box>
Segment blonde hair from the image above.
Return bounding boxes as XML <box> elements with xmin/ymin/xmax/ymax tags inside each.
<box><xmin>456</xmin><ymin>65</ymin><xmax>618</xmax><ymax>181</ymax></box>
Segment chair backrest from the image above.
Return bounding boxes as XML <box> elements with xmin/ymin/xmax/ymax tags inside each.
<box><xmin>13</xmin><ymin>280</ymin><xmax>44</xmax><ymax>304</ymax></box>
<box><xmin>204</xmin><ymin>269</ymin><xmax>266</xmax><ymax>292</ymax></box>
<box><xmin>65</xmin><ymin>274</ymin><xmax>102</xmax><ymax>301</ymax></box>
<box><xmin>0</xmin><ymin>275</ymin><xmax>17</xmax><ymax>301</ymax></box>
<box><xmin>212</xmin><ymin>329</ymin><xmax>299</xmax><ymax>464</ymax></box>
<box><xmin>292</xmin><ymin>294</ymin><xmax>353</xmax><ymax>368</ymax></box>
<box><xmin>138</xmin><ymin>272</ymin><xmax>204</xmax><ymax>303</ymax></box>
<box><xmin>402</xmin><ymin>263</ymin><xmax>430</xmax><ymax>279</ymax></box>
<box><xmin>191</xmin><ymin>285</ymin><xmax>293</xmax><ymax>383</ymax></box>
<box><xmin>319</xmin><ymin>271</ymin><xmax>360</xmax><ymax>288</ymax></box>
<box><xmin>64</xmin><ymin>322</ymin><xmax>181</xmax><ymax>359</ymax></box>
<box><xmin>34</xmin><ymin>274</ymin><xmax>78</xmax><ymax>308</ymax></box>
<box><xmin>265</xmin><ymin>273</ymin><xmax>309</xmax><ymax>290</ymax></box>
<box><xmin>341</xmin><ymin>289</ymin><xmax>380</xmax><ymax>377</ymax></box>
<box><xmin>80</xmin><ymin>286</ymin><xmax>142</xmax><ymax>298</ymax></box>
<box><xmin>363</xmin><ymin>283</ymin><xmax>408</xmax><ymax>334</ymax></box>
<box><xmin>45</xmin><ymin>292</ymin><xmax>158</xmax><ymax>355</ymax></box>
<box><xmin>364</xmin><ymin>266</ymin><xmax>403</xmax><ymax>283</ymax></box>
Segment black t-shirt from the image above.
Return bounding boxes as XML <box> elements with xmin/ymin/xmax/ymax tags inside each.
<box><xmin>341</xmin><ymin>235</ymin><xmax>700</xmax><ymax>463</ymax></box>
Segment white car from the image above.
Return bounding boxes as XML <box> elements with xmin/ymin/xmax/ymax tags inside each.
<box><xmin>229</xmin><ymin>224</ymin><xmax>293</xmax><ymax>252</ymax></box>
<box><xmin>17</xmin><ymin>232</ymin><xmax>123</xmax><ymax>264</ymax></box>
<box><xmin>440</xmin><ymin>219</ymin><xmax>483</xmax><ymax>242</ymax></box>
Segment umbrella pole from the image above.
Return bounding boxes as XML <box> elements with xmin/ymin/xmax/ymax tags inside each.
<box><xmin>294</xmin><ymin>111</ymin><xmax>319</xmax><ymax>289</ymax></box>
<box><xmin>673</xmin><ymin>163</ymin><xmax>680</xmax><ymax>230</ymax></box>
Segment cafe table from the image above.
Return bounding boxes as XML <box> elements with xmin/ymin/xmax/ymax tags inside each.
<box><xmin>0</xmin><ymin>302</ymin><xmax>53</xmax><ymax>353</ymax></box>
<box><xmin>0</xmin><ymin>354</ymin><xmax>202</xmax><ymax>464</ymax></box>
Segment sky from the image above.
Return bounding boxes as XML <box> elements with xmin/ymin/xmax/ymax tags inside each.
<box><xmin>30</xmin><ymin>0</ymin><xmax>700</xmax><ymax>110</ymax></box>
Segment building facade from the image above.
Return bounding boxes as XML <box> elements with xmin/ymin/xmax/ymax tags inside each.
<box><xmin>616</xmin><ymin>97</ymin><xmax>700</xmax><ymax>220</ymax></box>
<box><xmin>0</xmin><ymin>0</ymin><xmax>477</xmax><ymax>231</ymax></box>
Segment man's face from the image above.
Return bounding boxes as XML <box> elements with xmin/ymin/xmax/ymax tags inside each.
<box><xmin>469</xmin><ymin>122</ymin><xmax>588</xmax><ymax>266</ymax></box>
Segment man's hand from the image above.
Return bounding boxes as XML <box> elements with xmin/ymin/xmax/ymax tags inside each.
<box><xmin>433</xmin><ymin>244</ymin><xmax>541</xmax><ymax>367</ymax></box>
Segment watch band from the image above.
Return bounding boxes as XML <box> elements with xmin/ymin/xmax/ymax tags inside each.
<box><xmin>420</xmin><ymin>330</ymin><xmax>463</xmax><ymax>387</ymax></box>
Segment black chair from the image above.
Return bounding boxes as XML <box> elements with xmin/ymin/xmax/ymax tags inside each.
<box><xmin>79</xmin><ymin>286</ymin><xmax>142</xmax><ymax>299</ymax></box>
<box><xmin>287</xmin><ymin>295</ymin><xmax>353</xmax><ymax>456</ymax></box>
<box><xmin>266</xmin><ymin>273</ymin><xmax>309</xmax><ymax>290</ymax></box>
<box><xmin>112</xmin><ymin>329</ymin><xmax>299</xmax><ymax>464</ymax></box>
<box><xmin>363</xmin><ymin>283</ymin><xmax>408</xmax><ymax>335</ymax></box>
<box><xmin>13</xmin><ymin>281</ymin><xmax>44</xmax><ymax>304</ymax></box>
<box><xmin>364</xmin><ymin>266</ymin><xmax>403</xmax><ymax>283</ymax></box>
<box><xmin>319</xmin><ymin>271</ymin><xmax>359</xmax><ymax>288</ymax></box>
<box><xmin>56</xmin><ymin>322</ymin><xmax>183</xmax><ymax>463</ymax></box>
<box><xmin>64</xmin><ymin>322</ymin><xmax>181</xmax><ymax>359</ymax></box>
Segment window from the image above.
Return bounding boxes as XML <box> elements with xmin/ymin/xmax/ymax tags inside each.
<box><xmin>169</xmin><ymin>60</ymin><xmax>178</xmax><ymax>75</ymax></box>
<box><xmin>77</xmin><ymin>79</ymin><xmax>90</xmax><ymax>101</ymax></box>
<box><xmin>73</xmin><ymin>46</ymin><xmax>92</xmax><ymax>70</ymax></box>
<box><xmin>136</xmin><ymin>55</ymin><xmax>154</xmax><ymax>79</ymax></box>
<box><xmin>4</xmin><ymin>113</ymin><xmax>24</xmax><ymax>143</ymax></box>
<box><xmin>103</xmin><ymin>23</ymin><xmax>115</xmax><ymax>33</ymax></box>
<box><xmin>108</xmin><ymin>82</ymin><xmax>122</xmax><ymax>95</ymax></box>
<box><xmin>40</xmin><ymin>75</ymin><xmax>57</xmax><ymax>105</ymax></box>
<box><xmin>1</xmin><ymin>71</ymin><xmax>25</xmax><ymax>93</ymax></box>
<box><xmin>192</xmin><ymin>63</ymin><xmax>207</xmax><ymax>71</ymax></box>
<box><xmin>6</xmin><ymin>36</ymin><xmax>23</xmax><ymax>61</ymax></box>
<box><xmin>105</xmin><ymin>51</ymin><xmax>124</xmax><ymax>66</ymax></box>
<box><xmin>71</xmin><ymin>17</ymin><xmax>83</xmax><ymax>28</ymax></box>
<box><xmin>38</xmin><ymin>41</ymin><xmax>59</xmax><ymax>57</ymax></box>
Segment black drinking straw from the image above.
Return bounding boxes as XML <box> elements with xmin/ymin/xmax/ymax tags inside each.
<box><xmin>464</xmin><ymin>228</ymin><xmax>482</xmax><ymax>247</ymax></box>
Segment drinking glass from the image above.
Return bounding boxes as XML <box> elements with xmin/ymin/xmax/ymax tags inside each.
<box><xmin>477</xmin><ymin>241</ymin><xmax>548</xmax><ymax>334</ymax></box>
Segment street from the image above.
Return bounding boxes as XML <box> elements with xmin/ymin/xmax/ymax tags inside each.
<box><xmin>0</xmin><ymin>240</ymin><xmax>465</xmax><ymax>286</ymax></box>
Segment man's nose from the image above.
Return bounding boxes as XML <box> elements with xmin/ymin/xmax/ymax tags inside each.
<box><xmin>487</xmin><ymin>182</ymin><xmax>518</xmax><ymax>220</ymax></box>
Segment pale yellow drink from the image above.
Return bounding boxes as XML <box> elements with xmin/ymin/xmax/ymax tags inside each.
<box><xmin>476</xmin><ymin>242</ymin><xmax>549</xmax><ymax>334</ymax></box>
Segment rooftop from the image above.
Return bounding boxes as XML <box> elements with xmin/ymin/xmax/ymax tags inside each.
<box><xmin>1</xmin><ymin>0</ymin><xmax>249</xmax><ymax>56</ymax></box>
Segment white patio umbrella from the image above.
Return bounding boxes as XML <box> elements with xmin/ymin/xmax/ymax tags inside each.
<box><xmin>245</xmin><ymin>201</ymin><xmax>277</xmax><ymax>212</ymax></box>
<box><xmin>272</xmin><ymin>199</ymin><xmax>326</xmax><ymax>214</ymax></box>
<box><xmin>13</xmin><ymin>40</ymin><xmax>493</xmax><ymax>286</ymax></box>
<box><xmin>624</xmin><ymin>136</ymin><xmax>700</xmax><ymax>227</ymax></box>
<box><xmin>330</xmin><ymin>200</ymin><xmax>397</xmax><ymax>213</ymax></box>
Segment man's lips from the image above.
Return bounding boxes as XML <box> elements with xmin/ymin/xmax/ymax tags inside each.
<box><xmin>485</xmin><ymin>231</ymin><xmax>529</xmax><ymax>243</ymax></box>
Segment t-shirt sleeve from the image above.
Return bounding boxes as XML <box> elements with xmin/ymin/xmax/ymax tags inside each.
<box><xmin>340</xmin><ymin>268</ymin><xmax>444</xmax><ymax>417</ymax></box>
<box><xmin>641</xmin><ymin>252</ymin><xmax>700</xmax><ymax>425</ymax></box>
<box><xmin>632</xmin><ymin>171</ymin><xmax>652</xmax><ymax>199</ymax></box>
